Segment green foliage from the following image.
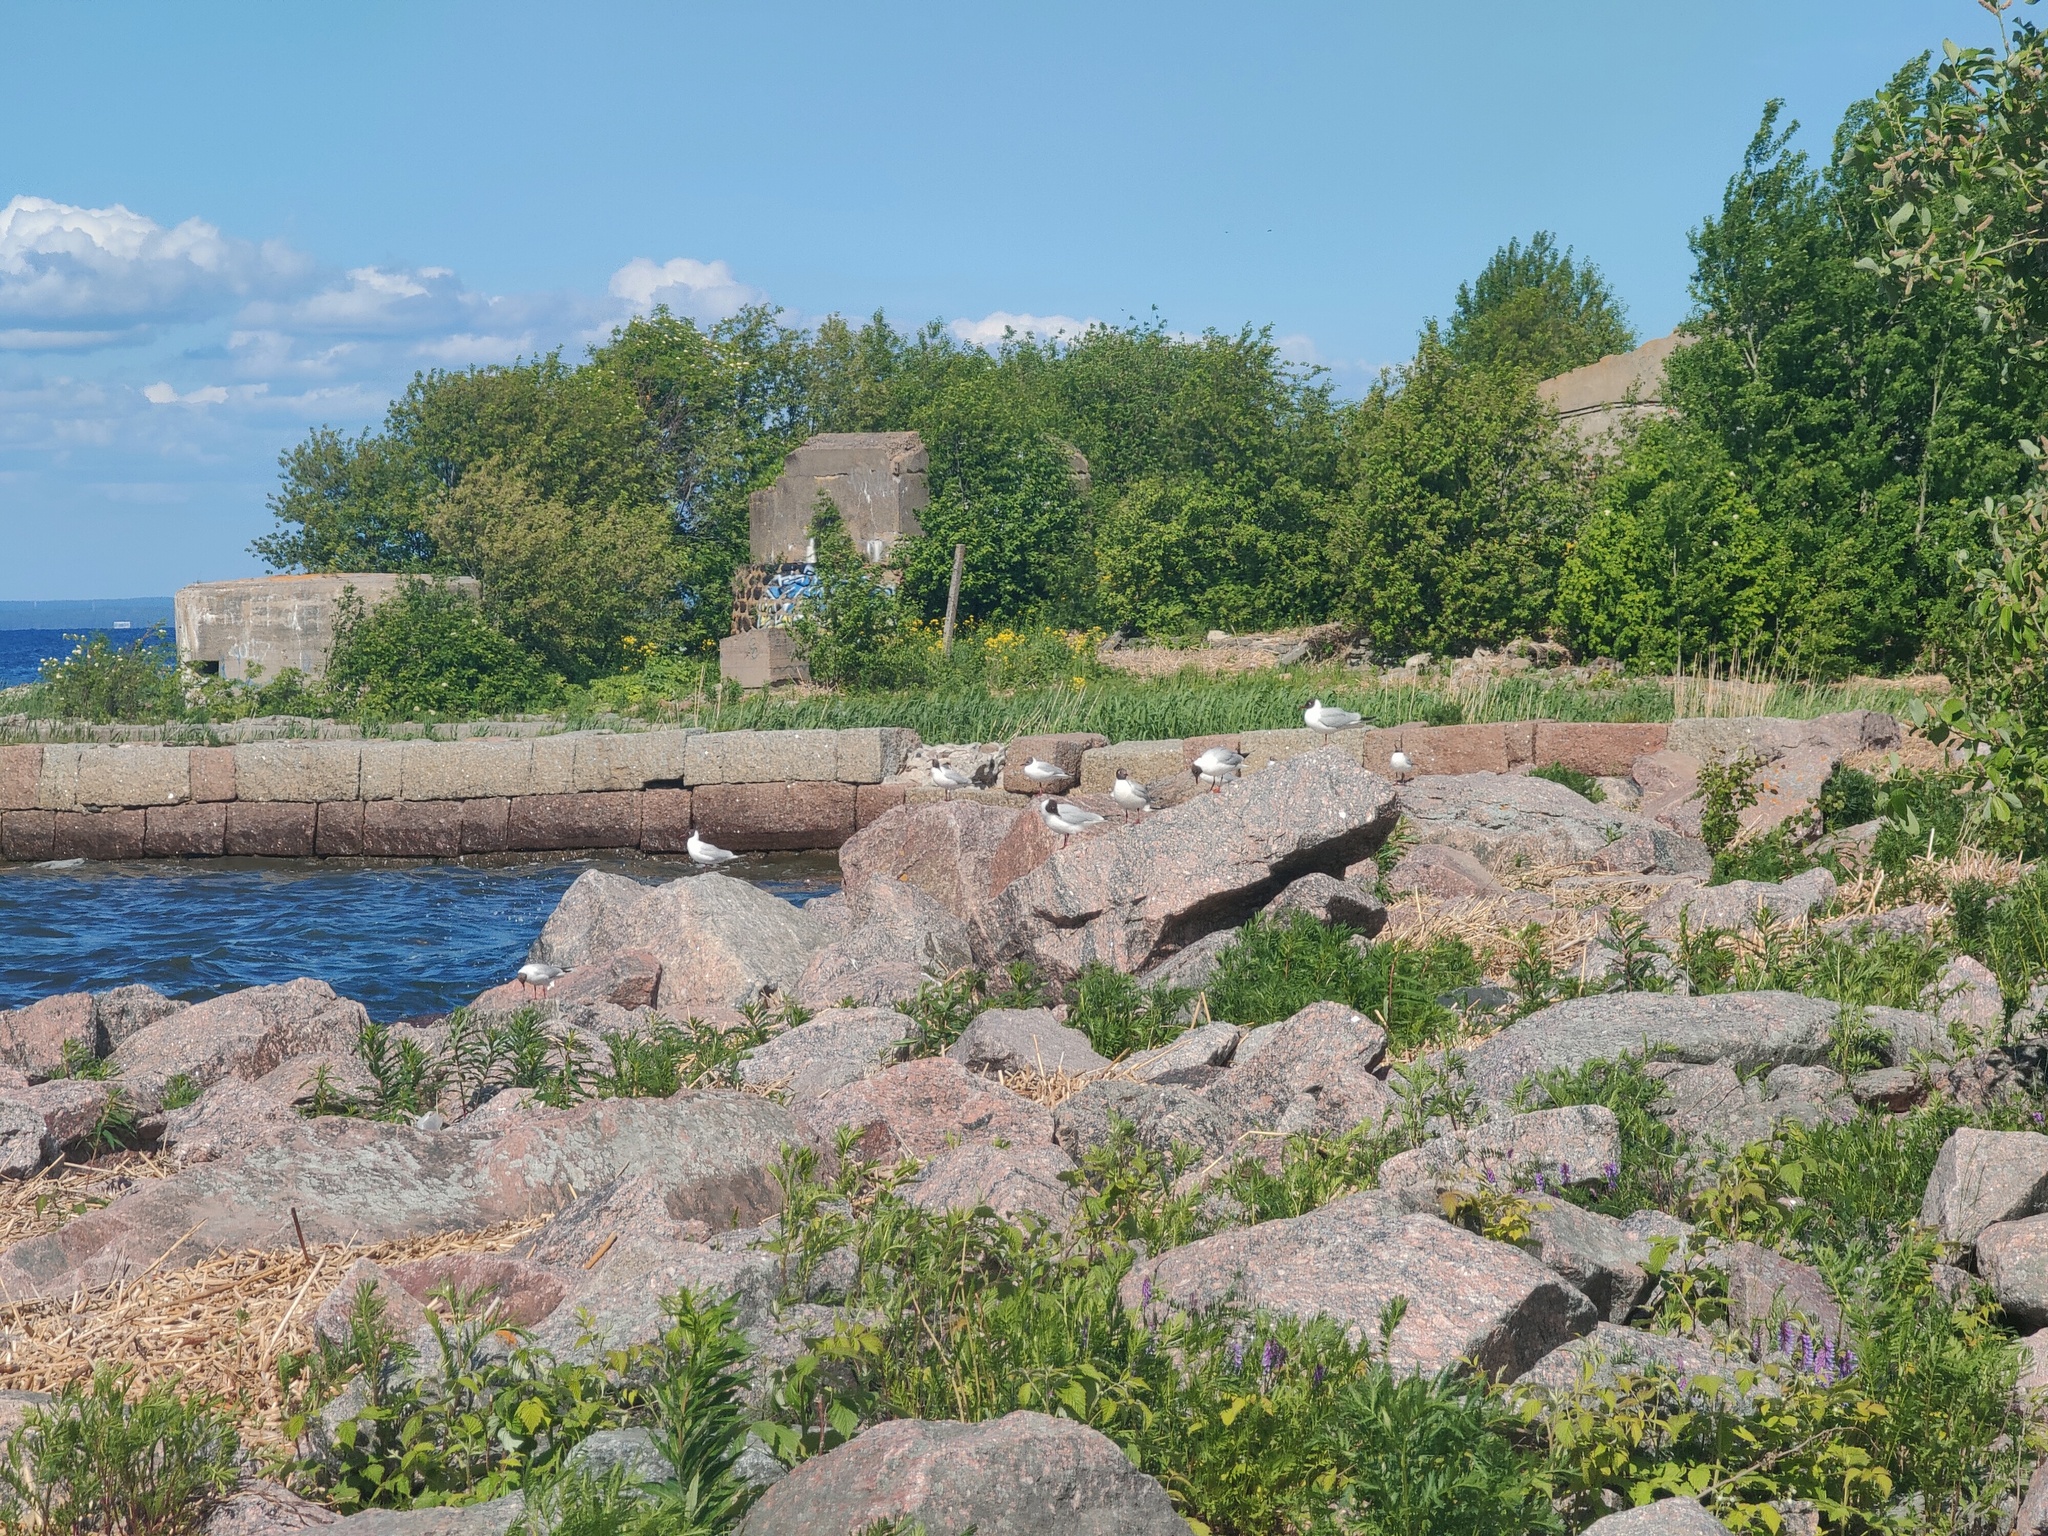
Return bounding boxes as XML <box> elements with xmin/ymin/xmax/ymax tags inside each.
<box><xmin>0</xmin><ymin>1363</ymin><xmax>239</xmax><ymax>1535</ymax></box>
<box><xmin>1063</xmin><ymin>964</ymin><xmax>1193</xmax><ymax>1059</ymax></box>
<box><xmin>1319</xmin><ymin>1352</ymin><xmax>1559</xmax><ymax>1536</ymax></box>
<box><xmin>285</xmin><ymin>1280</ymin><xmax>758</xmax><ymax>1518</ymax></box>
<box><xmin>1527</xmin><ymin>762</ymin><xmax>1603</xmax><ymax>802</ymax></box>
<box><xmin>32</xmin><ymin>628</ymin><xmax>186</xmax><ymax>724</ymax></box>
<box><xmin>1524</xmin><ymin>1055</ymin><xmax>1687</xmax><ymax>1218</ymax></box>
<box><xmin>1092</xmin><ymin>473</ymin><xmax>1326</xmax><ymax>637</ymax></box>
<box><xmin>1330</xmin><ymin>333</ymin><xmax>1585</xmax><ymax>658</ymax></box>
<box><xmin>1707</xmin><ymin>826</ymin><xmax>1819</xmax><ymax>886</ymax></box>
<box><xmin>1447</xmin><ymin>230</ymin><xmax>1635</xmax><ymax>379</ymax></box>
<box><xmin>1914</xmin><ymin>465</ymin><xmax>2048</xmax><ymax>849</ymax></box>
<box><xmin>789</xmin><ymin>500</ymin><xmax>922</xmax><ymax>690</ymax></box>
<box><xmin>158</xmin><ymin>1074</ymin><xmax>201</xmax><ymax>1113</ymax></box>
<box><xmin>1819</xmin><ymin>765</ymin><xmax>1879</xmax><ymax>832</ymax></box>
<box><xmin>1203</xmin><ymin>914</ymin><xmax>1478</xmax><ymax>1049</ymax></box>
<box><xmin>1952</xmin><ymin>865</ymin><xmax>2048</xmax><ymax>1006</ymax></box>
<box><xmin>323</xmin><ymin>579</ymin><xmax>560</xmax><ymax>720</ymax></box>
<box><xmin>1554</xmin><ymin>419</ymin><xmax>1794</xmax><ymax>670</ymax></box>
<box><xmin>1694</xmin><ymin>753</ymin><xmax>1762</xmax><ymax>855</ymax></box>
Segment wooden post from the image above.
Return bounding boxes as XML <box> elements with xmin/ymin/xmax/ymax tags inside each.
<box><xmin>942</xmin><ymin>542</ymin><xmax>966</xmax><ymax>655</ymax></box>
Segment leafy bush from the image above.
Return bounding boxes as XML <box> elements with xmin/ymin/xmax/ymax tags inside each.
<box><xmin>1527</xmin><ymin>762</ymin><xmax>1603</xmax><ymax>802</ymax></box>
<box><xmin>1819</xmin><ymin>765</ymin><xmax>1879</xmax><ymax>832</ymax></box>
<box><xmin>1063</xmin><ymin>964</ymin><xmax>1192</xmax><ymax>1059</ymax></box>
<box><xmin>1694</xmin><ymin>753</ymin><xmax>1761</xmax><ymax>855</ymax></box>
<box><xmin>0</xmin><ymin>1364</ymin><xmax>239</xmax><ymax>1535</ymax></box>
<box><xmin>1204</xmin><ymin>914</ymin><xmax>1478</xmax><ymax>1049</ymax></box>
<box><xmin>32</xmin><ymin>629</ymin><xmax>186</xmax><ymax>724</ymax></box>
<box><xmin>286</xmin><ymin>1280</ymin><xmax>759</xmax><ymax>1519</ymax></box>
<box><xmin>1708</xmin><ymin>826</ymin><xmax>1820</xmax><ymax>886</ymax></box>
<box><xmin>324</xmin><ymin>579</ymin><xmax>561</xmax><ymax>720</ymax></box>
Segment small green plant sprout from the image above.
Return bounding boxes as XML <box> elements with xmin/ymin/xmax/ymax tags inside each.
<box><xmin>158</xmin><ymin>1073</ymin><xmax>202</xmax><ymax>1113</ymax></box>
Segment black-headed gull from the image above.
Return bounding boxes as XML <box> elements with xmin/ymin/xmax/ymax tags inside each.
<box><xmin>517</xmin><ymin>961</ymin><xmax>563</xmax><ymax>995</ymax></box>
<box><xmin>687</xmin><ymin>829</ymin><xmax>739</xmax><ymax>866</ymax></box>
<box><xmin>930</xmin><ymin>763</ymin><xmax>974</xmax><ymax>799</ymax></box>
<box><xmin>1304</xmin><ymin>698</ymin><xmax>1363</xmax><ymax>735</ymax></box>
<box><xmin>1111</xmin><ymin>768</ymin><xmax>1152</xmax><ymax>821</ymax></box>
<box><xmin>1037</xmin><ymin>796</ymin><xmax>1104</xmax><ymax>845</ymax></box>
<box><xmin>1191</xmin><ymin>746</ymin><xmax>1244</xmax><ymax>793</ymax></box>
<box><xmin>1389</xmin><ymin>750</ymin><xmax>1414</xmax><ymax>781</ymax></box>
<box><xmin>1021</xmin><ymin>757</ymin><xmax>1070</xmax><ymax>788</ymax></box>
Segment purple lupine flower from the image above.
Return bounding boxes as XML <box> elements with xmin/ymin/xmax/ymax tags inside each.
<box><xmin>1837</xmin><ymin>1346</ymin><xmax>1857</xmax><ymax>1381</ymax></box>
<box><xmin>1801</xmin><ymin>1335</ymin><xmax>1817</xmax><ymax>1373</ymax></box>
<box><xmin>1603</xmin><ymin>1161</ymin><xmax>1619</xmax><ymax>1190</ymax></box>
<box><xmin>1483</xmin><ymin>1164</ymin><xmax>1498</xmax><ymax>1185</ymax></box>
<box><xmin>1534</xmin><ymin>1170</ymin><xmax>1548</xmax><ymax>1194</ymax></box>
<box><xmin>1312</xmin><ymin>1362</ymin><xmax>1326</xmax><ymax>1387</ymax></box>
<box><xmin>1262</xmin><ymin>1338</ymin><xmax>1286</xmax><ymax>1374</ymax></box>
<box><xmin>1228</xmin><ymin>1336</ymin><xmax>1245</xmax><ymax>1371</ymax></box>
<box><xmin>1560</xmin><ymin>1162</ymin><xmax>1572</xmax><ymax>1184</ymax></box>
<box><xmin>1141</xmin><ymin>1275</ymin><xmax>1153</xmax><ymax>1305</ymax></box>
<box><xmin>1780</xmin><ymin>1320</ymin><xmax>1795</xmax><ymax>1354</ymax></box>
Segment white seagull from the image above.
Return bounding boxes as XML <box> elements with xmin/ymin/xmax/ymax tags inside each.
<box><xmin>1389</xmin><ymin>750</ymin><xmax>1415</xmax><ymax>782</ymax></box>
<box><xmin>686</xmin><ymin>829</ymin><xmax>739</xmax><ymax>867</ymax></box>
<box><xmin>1191</xmin><ymin>746</ymin><xmax>1244</xmax><ymax>793</ymax></box>
<box><xmin>516</xmin><ymin>961</ymin><xmax>563</xmax><ymax>995</ymax></box>
<box><xmin>1037</xmin><ymin>796</ymin><xmax>1104</xmax><ymax>846</ymax></box>
<box><xmin>930</xmin><ymin>763</ymin><xmax>975</xmax><ymax>799</ymax></box>
<box><xmin>1304</xmin><ymin>698</ymin><xmax>1363</xmax><ymax>736</ymax></box>
<box><xmin>1021</xmin><ymin>757</ymin><xmax>1070</xmax><ymax>789</ymax></box>
<box><xmin>1111</xmin><ymin>768</ymin><xmax>1152</xmax><ymax>822</ymax></box>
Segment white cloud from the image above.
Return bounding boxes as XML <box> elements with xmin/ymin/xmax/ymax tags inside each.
<box><xmin>0</xmin><ymin>195</ymin><xmax>305</xmax><ymax>335</ymax></box>
<box><xmin>608</xmin><ymin>256</ymin><xmax>764</xmax><ymax>322</ymax></box>
<box><xmin>142</xmin><ymin>381</ymin><xmax>232</xmax><ymax>405</ymax></box>
<box><xmin>948</xmin><ymin>310</ymin><xmax>1099</xmax><ymax>349</ymax></box>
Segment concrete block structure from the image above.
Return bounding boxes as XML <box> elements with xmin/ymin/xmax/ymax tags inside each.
<box><xmin>748</xmin><ymin>432</ymin><xmax>929</xmax><ymax>567</ymax></box>
<box><xmin>718</xmin><ymin>629</ymin><xmax>809</xmax><ymax>689</ymax></box>
<box><xmin>174</xmin><ymin>574</ymin><xmax>478</xmax><ymax>682</ymax></box>
<box><xmin>1539</xmin><ymin>333</ymin><xmax>1688</xmax><ymax>446</ymax></box>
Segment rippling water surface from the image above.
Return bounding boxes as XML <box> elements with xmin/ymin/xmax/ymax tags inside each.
<box><xmin>0</xmin><ymin>854</ymin><xmax>839</xmax><ymax>1020</ymax></box>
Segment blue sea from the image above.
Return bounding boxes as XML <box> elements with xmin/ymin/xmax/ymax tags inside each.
<box><xmin>0</xmin><ymin>854</ymin><xmax>839</xmax><ymax>1021</ymax></box>
<box><xmin>0</xmin><ymin>627</ymin><xmax>176</xmax><ymax>688</ymax></box>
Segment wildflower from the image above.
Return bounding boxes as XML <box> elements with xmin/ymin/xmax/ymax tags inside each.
<box><xmin>1559</xmin><ymin>1162</ymin><xmax>1572</xmax><ymax>1184</ymax></box>
<box><xmin>1603</xmin><ymin>1160</ymin><xmax>1619</xmax><ymax>1190</ymax></box>
<box><xmin>1780</xmin><ymin>1320</ymin><xmax>1796</xmax><ymax>1354</ymax></box>
<box><xmin>1141</xmin><ymin>1275</ymin><xmax>1153</xmax><ymax>1305</ymax></box>
<box><xmin>1228</xmin><ymin>1336</ymin><xmax>1245</xmax><ymax>1372</ymax></box>
<box><xmin>1262</xmin><ymin>1338</ymin><xmax>1285</xmax><ymax>1374</ymax></box>
<box><xmin>1312</xmin><ymin>1362</ymin><xmax>1326</xmax><ymax>1387</ymax></box>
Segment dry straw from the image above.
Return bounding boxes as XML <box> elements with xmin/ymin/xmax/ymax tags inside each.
<box><xmin>0</xmin><ymin>1216</ymin><xmax>546</xmax><ymax>1443</ymax></box>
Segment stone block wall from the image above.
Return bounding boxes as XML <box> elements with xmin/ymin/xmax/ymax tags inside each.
<box><xmin>0</xmin><ymin>714</ymin><xmax>1902</xmax><ymax>863</ymax></box>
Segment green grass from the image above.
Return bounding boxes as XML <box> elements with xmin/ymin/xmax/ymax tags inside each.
<box><xmin>1203</xmin><ymin>914</ymin><xmax>1480</xmax><ymax>1049</ymax></box>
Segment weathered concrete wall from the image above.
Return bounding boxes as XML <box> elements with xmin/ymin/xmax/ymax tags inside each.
<box><xmin>1539</xmin><ymin>332</ymin><xmax>1689</xmax><ymax>444</ymax></box>
<box><xmin>748</xmin><ymin>432</ymin><xmax>928</xmax><ymax>566</ymax></box>
<box><xmin>173</xmin><ymin>574</ymin><xmax>479</xmax><ymax>683</ymax></box>
<box><xmin>0</xmin><ymin>713</ymin><xmax>1904</xmax><ymax>862</ymax></box>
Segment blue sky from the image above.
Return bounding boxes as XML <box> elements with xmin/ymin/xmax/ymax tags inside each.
<box><xmin>0</xmin><ymin>1</ymin><xmax>2000</xmax><ymax>600</ymax></box>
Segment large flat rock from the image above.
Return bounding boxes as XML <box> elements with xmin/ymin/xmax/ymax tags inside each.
<box><xmin>986</xmin><ymin>749</ymin><xmax>1398</xmax><ymax>980</ymax></box>
<box><xmin>738</xmin><ymin>1410</ymin><xmax>1192</xmax><ymax>1536</ymax></box>
<box><xmin>1457</xmin><ymin>991</ymin><xmax>1839</xmax><ymax>1105</ymax></box>
<box><xmin>0</xmin><ymin>1091</ymin><xmax>802</xmax><ymax>1300</ymax></box>
<box><xmin>1123</xmin><ymin>1192</ymin><xmax>1596</xmax><ymax>1380</ymax></box>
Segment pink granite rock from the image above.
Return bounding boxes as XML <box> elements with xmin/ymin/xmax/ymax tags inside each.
<box><xmin>109</xmin><ymin>978</ymin><xmax>370</xmax><ymax>1113</ymax></box>
<box><xmin>808</xmin><ymin>1057</ymin><xmax>1053</xmax><ymax>1161</ymax></box>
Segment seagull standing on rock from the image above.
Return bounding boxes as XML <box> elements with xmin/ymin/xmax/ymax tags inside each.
<box><xmin>1021</xmin><ymin>757</ymin><xmax>1070</xmax><ymax>790</ymax></box>
<box><xmin>1389</xmin><ymin>750</ymin><xmax>1414</xmax><ymax>782</ymax></box>
<box><xmin>1111</xmin><ymin>768</ymin><xmax>1152</xmax><ymax>822</ymax></box>
<box><xmin>1036</xmin><ymin>795</ymin><xmax>1104</xmax><ymax>846</ymax></box>
<box><xmin>1304</xmin><ymin>698</ymin><xmax>1363</xmax><ymax>737</ymax></box>
<box><xmin>931</xmin><ymin>763</ymin><xmax>975</xmax><ymax>800</ymax></box>
<box><xmin>686</xmin><ymin>829</ymin><xmax>739</xmax><ymax>867</ymax></box>
<box><xmin>516</xmin><ymin>962</ymin><xmax>562</xmax><ymax>996</ymax></box>
<box><xmin>1192</xmin><ymin>746</ymin><xmax>1244</xmax><ymax>793</ymax></box>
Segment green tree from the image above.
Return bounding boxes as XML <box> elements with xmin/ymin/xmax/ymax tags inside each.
<box><xmin>1555</xmin><ymin>418</ymin><xmax>1795</xmax><ymax>667</ymax></box>
<box><xmin>1330</xmin><ymin>333</ymin><xmax>1585</xmax><ymax>657</ymax></box>
<box><xmin>323</xmin><ymin>579</ymin><xmax>558</xmax><ymax>719</ymax></box>
<box><xmin>1094</xmin><ymin>474</ymin><xmax>1327</xmax><ymax>636</ymax></box>
<box><xmin>1447</xmin><ymin>230</ymin><xmax>1636</xmax><ymax>377</ymax></box>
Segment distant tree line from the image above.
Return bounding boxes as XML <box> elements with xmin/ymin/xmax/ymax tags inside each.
<box><xmin>256</xmin><ymin>40</ymin><xmax>2048</xmax><ymax>683</ymax></box>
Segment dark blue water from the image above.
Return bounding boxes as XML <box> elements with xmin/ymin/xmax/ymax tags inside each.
<box><xmin>0</xmin><ymin>630</ymin><xmax>79</xmax><ymax>687</ymax></box>
<box><xmin>0</xmin><ymin>855</ymin><xmax>838</xmax><ymax>1020</ymax></box>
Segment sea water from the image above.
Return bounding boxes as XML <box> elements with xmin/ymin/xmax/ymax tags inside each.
<box><xmin>0</xmin><ymin>853</ymin><xmax>839</xmax><ymax>1020</ymax></box>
